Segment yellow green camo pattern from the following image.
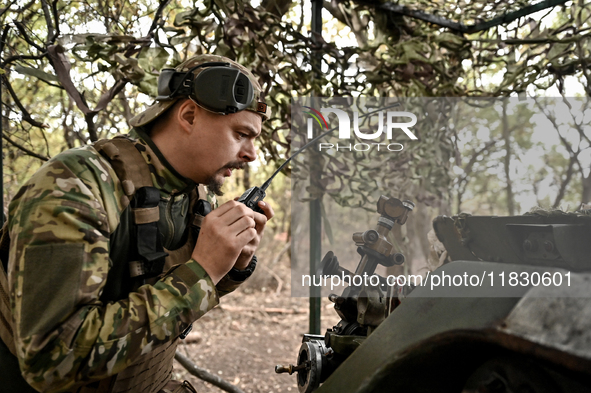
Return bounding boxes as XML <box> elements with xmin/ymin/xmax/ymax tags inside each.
<box><xmin>7</xmin><ymin>130</ymin><xmax>226</xmax><ymax>392</ymax></box>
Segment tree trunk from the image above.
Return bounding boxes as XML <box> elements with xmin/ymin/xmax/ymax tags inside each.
<box><xmin>502</xmin><ymin>100</ymin><xmax>515</xmax><ymax>215</ymax></box>
<box><xmin>552</xmin><ymin>155</ymin><xmax>576</xmax><ymax>208</ymax></box>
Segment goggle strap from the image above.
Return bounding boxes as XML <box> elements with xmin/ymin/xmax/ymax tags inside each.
<box><xmin>162</xmin><ymin>62</ymin><xmax>232</xmax><ymax>100</ymax></box>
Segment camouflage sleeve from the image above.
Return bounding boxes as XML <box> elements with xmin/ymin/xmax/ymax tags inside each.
<box><xmin>7</xmin><ymin>148</ymin><xmax>219</xmax><ymax>393</ymax></box>
<box><xmin>216</xmin><ymin>275</ymin><xmax>248</xmax><ymax>296</ymax></box>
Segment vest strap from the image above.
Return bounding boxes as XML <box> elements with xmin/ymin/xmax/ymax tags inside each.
<box><xmin>95</xmin><ymin>137</ymin><xmax>154</xmax><ymax>191</ymax></box>
<box><xmin>134</xmin><ymin>207</ymin><xmax>160</xmax><ymax>225</ymax></box>
<box><xmin>95</xmin><ymin>138</ymin><xmax>168</xmax><ymax>280</ymax></box>
<box><xmin>131</xmin><ymin>187</ymin><xmax>168</xmax><ymax>279</ymax></box>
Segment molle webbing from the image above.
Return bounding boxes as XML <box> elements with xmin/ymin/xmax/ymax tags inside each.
<box><xmin>109</xmin><ymin>339</ymin><xmax>178</xmax><ymax>393</ymax></box>
<box><xmin>101</xmin><ymin>235</ymin><xmax>194</xmax><ymax>393</ymax></box>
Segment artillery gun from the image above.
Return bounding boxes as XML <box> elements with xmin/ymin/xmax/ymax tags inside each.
<box><xmin>277</xmin><ymin>197</ymin><xmax>591</xmax><ymax>393</ymax></box>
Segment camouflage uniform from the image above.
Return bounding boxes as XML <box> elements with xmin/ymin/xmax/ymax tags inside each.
<box><xmin>6</xmin><ymin>128</ymin><xmax>242</xmax><ymax>392</ymax></box>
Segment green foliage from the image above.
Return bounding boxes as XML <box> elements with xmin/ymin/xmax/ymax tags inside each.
<box><xmin>1</xmin><ymin>0</ymin><xmax>589</xmax><ymax>216</ymax></box>
<box><xmin>451</xmin><ymin>98</ymin><xmax>589</xmax><ymax>215</ymax></box>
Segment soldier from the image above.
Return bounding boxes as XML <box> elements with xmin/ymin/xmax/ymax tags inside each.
<box><xmin>0</xmin><ymin>54</ymin><xmax>274</xmax><ymax>393</ymax></box>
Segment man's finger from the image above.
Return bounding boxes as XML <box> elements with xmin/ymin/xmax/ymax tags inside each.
<box><xmin>211</xmin><ymin>201</ymin><xmax>254</xmax><ymax>226</ymax></box>
<box><xmin>256</xmin><ymin>201</ymin><xmax>274</xmax><ymax>220</ymax></box>
<box><xmin>231</xmin><ymin>216</ymin><xmax>256</xmax><ymax>236</ymax></box>
<box><xmin>236</xmin><ymin>227</ymin><xmax>257</xmax><ymax>244</ymax></box>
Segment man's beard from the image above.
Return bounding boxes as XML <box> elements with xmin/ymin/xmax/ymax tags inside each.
<box><xmin>206</xmin><ymin>176</ymin><xmax>225</xmax><ymax>196</ymax></box>
<box><xmin>206</xmin><ymin>161</ymin><xmax>246</xmax><ymax>196</ymax></box>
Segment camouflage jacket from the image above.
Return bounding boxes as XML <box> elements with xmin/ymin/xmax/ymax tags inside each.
<box><xmin>7</xmin><ymin>129</ymin><xmax>241</xmax><ymax>392</ymax></box>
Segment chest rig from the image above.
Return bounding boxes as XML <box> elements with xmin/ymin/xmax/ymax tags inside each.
<box><xmin>94</xmin><ymin>136</ymin><xmax>211</xmax><ymax>301</ymax></box>
<box><xmin>89</xmin><ymin>135</ymin><xmax>211</xmax><ymax>393</ymax></box>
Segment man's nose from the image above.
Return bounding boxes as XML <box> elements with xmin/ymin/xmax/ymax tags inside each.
<box><xmin>241</xmin><ymin>140</ymin><xmax>257</xmax><ymax>162</ymax></box>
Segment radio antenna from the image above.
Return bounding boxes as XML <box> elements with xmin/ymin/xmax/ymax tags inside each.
<box><xmin>260</xmin><ymin>102</ymin><xmax>401</xmax><ymax>191</ymax></box>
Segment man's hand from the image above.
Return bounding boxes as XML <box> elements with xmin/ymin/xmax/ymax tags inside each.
<box><xmin>192</xmin><ymin>200</ymin><xmax>258</xmax><ymax>283</ymax></box>
<box><xmin>234</xmin><ymin>200</ymin><xmax>274</xmax><ymax>270</ymax></box>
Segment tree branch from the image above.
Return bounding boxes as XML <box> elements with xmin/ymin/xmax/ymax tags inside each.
<box><xmin>1</xmin><ymin>75</ymin><xmax>47</xmax><ymax>128</ymax></box>
<box><xmin>262</xmin><ymin>0</ymin><xmax>295</xmax><ymax>18</ymax></box>
<box><xmin>463</xmin><ymin>140</ymin><xmax>497</xmax><ymax>179</ymax></box>
<box><xmin>47</xmin><ymin>44</ymin><xmax>128</xmax><ymax>126</ymax></box>
<box><xmin>1</xmin><ymin>53</ymin><xmax>48</xmax><ymax>69</ymax></box>
<box><xmin>297</xmin><ymin>0</ymin><xmax>304</xmax><ymax>33</ymax></box>
<box><xmin>471</xmin><ymin>33</ymin><xmax>591</xmax><ymax>45</ymax></box>
<box><xmin>324</xmin><ymin>0</ymin><xmax>368</xmax><ymax>47</ymax></box>
<box><xmin>174</xmin><ymin>351</ymin><xmax>245</xmax><ymax>393</ymax></box>
<box><xmin>85</xmin><ymin>112</ymin><xmax>98</xmax><ymax>142</ymax></box>
<box><xmin>16</xmin><ymin>0</ymin><xmax>36</xmax><ymax>13</ymax></box>
<box><xmin>146</xmin><ymin>0</ymin><xmax>173</xmax><ymax>38</ymax></box>
<box><xmin>454</xmin><ymin>136</ymin><xmax>497</xmax><ymax>213</ymax></box>
<box><xmin>13</xmin><ymin>21</ymin><xmax>44</xmax><ymax>52</ymax></box>
<box><xmin>50</xmin><ymin>0</ymin><xmax>60</xmax><ymax>45</ymax></box>
<box><xmin>0</xmin><ymin>0</ymin><xmax>17</xmax><ymax>19</ymax></box>
<box><xmin>40</xmin><ymin>0</ymin><xmax>56</xmax><ymax>44</ymax></box>
<box><xmin>0</xmin><ymin>24</ymin><xmax>9</xmax><ymax>55</ymax></box>
<box><xmin>2</xmin><ymin>134</ymin><xmax>49</xmax><ymax>161</ymax></box>
<box><xmin>46</xmin><ymin>46</ymin><xmax>87</xmax><ymax>115</ymax></box>
<box><xmin>118</xmin><ymin>90</ymin><xmax>132</xmax><ymax>123</ymax></box>
<box><xmin>563</xmin><ymin>98</ymin><xmax>591</xmax><ymax>146</ymax></box>
<box><xmin>552</xmin><ymin>155</ymin><xmax>576</xmax><ymax>208</ymax></box>
<box><xmin>372</xmin><ymin>0</ymin><xmax>570</xmax><ymax>34</ymax></box>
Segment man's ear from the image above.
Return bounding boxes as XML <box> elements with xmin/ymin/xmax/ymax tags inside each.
<box><xmin>176</xmin><ymin>98</ymin><xmax>199</xmax><ymax>133</ymax></box>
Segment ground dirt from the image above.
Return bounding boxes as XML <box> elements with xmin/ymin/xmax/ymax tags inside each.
<box><xmin>172</xmin><ymin>237</ymin><xmax>335</xmax><ymax>393</ymax></box>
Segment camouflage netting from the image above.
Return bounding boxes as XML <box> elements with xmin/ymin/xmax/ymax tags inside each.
<box><xmin>526</xmin><ymin>206</ymin><xmax>591</xmax><ymax>219</ymax></box>
<box><xmin>1</xmin><ymin>0</ymin><xmax>590</xmax><ymax>209</ymax></box>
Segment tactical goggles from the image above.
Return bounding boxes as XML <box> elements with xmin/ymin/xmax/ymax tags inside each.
<box><xmin>156</xmin><ymin>62</ymin><xmax>257</xmax><ymax>116</ymax></box>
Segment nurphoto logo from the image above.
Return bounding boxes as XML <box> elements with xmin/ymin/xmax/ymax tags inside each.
<box><xmin>304</xmin><ymin>106</ymin><xmax>418</xmax><ymax>152</ymax></box>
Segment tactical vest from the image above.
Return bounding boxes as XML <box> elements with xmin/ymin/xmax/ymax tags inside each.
<box><xmin>0</xmin><ymin>135</ymin><xmax>211</xmax><ymax>393</ymax></box>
